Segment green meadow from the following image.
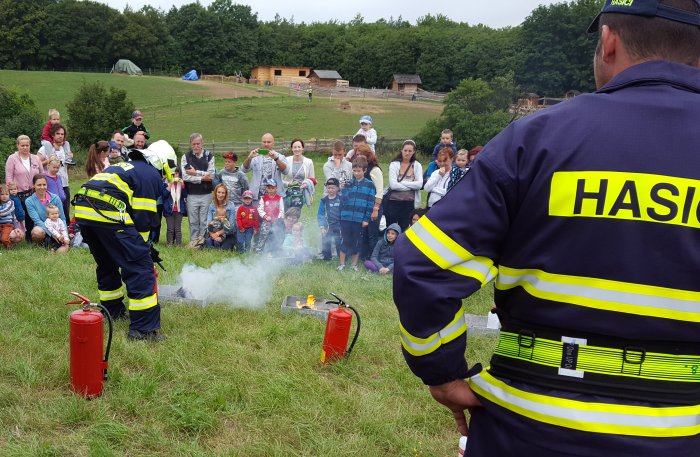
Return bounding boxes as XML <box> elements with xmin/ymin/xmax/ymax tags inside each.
<box><xmin>0</xmin><ymin>71</ymin><xmax>496</xmax><ymax>456</ymax></box>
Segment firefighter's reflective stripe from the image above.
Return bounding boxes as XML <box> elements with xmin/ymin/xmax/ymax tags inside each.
<box><xmin>90</xmin><ymin>172</ymin><xmax>134</xmax><ymax>205</ymax></box>
<box><xmin>400</xmin><ymin>307</ymin><xmax>466</xmax><ymax>356</ymax></box>
<box><xmin>74</xmin><ymin>206</ymin><xmax>134</xmax><ymax>225</ymax></box>
<box><xmin>128</xmin><ymin>293</ymin><xmax>158</xmax><ymax>311</ymax></box>
<box><xmin>99</xmin><ymin>286</ymin><xmax>124</xmax><ymax>301</ymax></box>
<box><xmin>405</xmin><ymin>216</ymin><xmax>497</xmax><ymax>284</ymax></box>
<box><xmin>495</xmin><ymin>331</ymin><xmax>700</xmax><ymax>382</ymax></box>
<box><xmin>468</xmin><ymin>371</ymin><xmax>700</xmax><ymax>437</ymax></box>
<box><xmin>495</xmin><ymin>266</ymin><xmax>700</xmax><ymax>322</ymax></box>
<box><xmin>139</xmin><ymin>231</ymin><xmax>149</xmax><ymax>242</ymax></box>
<box><xmin>132</xmin><ymin>197</ymin><xmax>157</xmax><ymax>212</ymax></box>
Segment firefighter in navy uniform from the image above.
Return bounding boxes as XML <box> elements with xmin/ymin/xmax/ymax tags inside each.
<box><xmin>394</xmin><ymin>1</ymin><xmax>700</xmax><ymax>455</ymax></box>
<box><xmin>74</xmin><ymin>140</ymin><xmax>177</xmax><ymax>341</ymax></box>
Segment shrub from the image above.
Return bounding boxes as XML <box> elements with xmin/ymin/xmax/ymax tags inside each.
<box><xmin>0</xmin><ymin>86</ymin><xmax>43</xmax><ymax>177</ymax></box>
<box><xmin>66</xmin><ymin>82</ymin><xmax>134</xmax><ymax>148</ymax></box>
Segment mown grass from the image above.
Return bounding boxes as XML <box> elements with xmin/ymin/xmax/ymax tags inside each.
<box><xmin>0</xmin><ymin>70</ymin><xmax>440</xmax><ymax>147</ymax></box>
<box><xmin>0</xmin><ymin>76</ymin><xmax>497</xmax><ymax>456</ymax></box>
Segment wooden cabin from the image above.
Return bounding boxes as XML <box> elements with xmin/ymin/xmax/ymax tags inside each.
<box><xmin>391</xmin><ymin>74</ymin><xmax>422</xmax><ymax>94</ymax></box>
<box><xmin>250</xmin><ymin>66</ymin><xmax>311</xmax><ymax>86</ymax></box>
<box><xmin>309</xmin><ymin>70</ymin><xmax>343</xmax><ymax>87</ymax></box>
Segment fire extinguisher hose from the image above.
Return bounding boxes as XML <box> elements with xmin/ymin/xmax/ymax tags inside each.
<box><xmin>94</xmin><ymin>303</ymin><xmax>113</xmax><ymax>381</ymax></box>
<box><xmin>346</xmin><ymin>305</ymin><xmax>361</xmax><ymax>355</ymax></box>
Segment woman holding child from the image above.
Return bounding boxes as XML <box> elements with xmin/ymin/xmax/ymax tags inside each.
<box><xmin>25</xmin><ymin>174</ymin><xmax>66</xmax><ymax>247</ymax></box>
<box><xmin>5</xmin><ymin>135</ymin><xmax>44</xmax><ymax>238</ymax></box>
<box><xmin>205</xmin><ymin>184</ymin><xmax>237</xmax><ymax>250</ymax></box>
<box><xmin>282</xmin><ymin>139</ymin><xmax>315</xmax><ymax>213</ymax></box>
<box><xmin>385</xmin><ymin>140</ymin><xmax>422</xmax><ymax>232</ymax></box>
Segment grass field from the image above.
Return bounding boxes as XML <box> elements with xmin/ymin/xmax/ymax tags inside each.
<box><xmin>0</xmin><ymin>73</ymin><xmax>499</xmax><ymax>456</ymax></box>
<box><xmin>0</xmin><ymin>71</ymin><xmax>441</xmax><ymax>147</ymax></box>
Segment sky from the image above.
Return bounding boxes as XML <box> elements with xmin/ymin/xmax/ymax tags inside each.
<box><xmin>95</xmin><ymin>0</ymin><xmax>564</xmax><ymax>28</ymax></box>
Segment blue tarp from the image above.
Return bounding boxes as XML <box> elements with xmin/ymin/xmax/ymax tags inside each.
<box><xmin>182</xmin><ymin>70</ymin><xmax>198</xmax><ymax>81</ymax></box>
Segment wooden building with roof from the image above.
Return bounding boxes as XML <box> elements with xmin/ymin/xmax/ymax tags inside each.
<box><xmin>391</xmin><ymin>74</ymin><xmax>422</xmax><ymax>94</ymax></box>
<box><xmin>250</xmin><ymin>66</ymin><xmax>311</xmax><ymax>86</ymax></box>
<box><xmin>309</xmin><ymin>70</ymin><xmax>343</xmax><ymax>87</ymax></box>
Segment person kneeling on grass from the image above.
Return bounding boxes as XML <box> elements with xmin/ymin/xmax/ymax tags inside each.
<box><xmin>364</xmin><ymin>223</ymin><xmax>400</xmax><ymax>274</ymax></box>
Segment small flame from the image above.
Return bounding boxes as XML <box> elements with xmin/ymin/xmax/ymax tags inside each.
<box><xmin>295</xmin><ymin>295</ymin><xmax>316</xmax><ymax>309</ymax></box>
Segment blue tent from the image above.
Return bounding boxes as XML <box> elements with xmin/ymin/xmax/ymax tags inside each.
<box><xmin>182</xmin><ymin>70</ymin><xmax>198</xmax><ymax>81</ymax></box>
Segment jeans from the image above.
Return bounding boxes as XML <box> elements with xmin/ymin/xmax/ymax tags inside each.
<box><xmin>321</xmin><ymin>225</ymin><xmax>341</xmax><ymax>260</ymax></box>
<box><xmin>237</xmin><ymin>228</ymin><xmax>254</xmax><ymax>253</ymax></box>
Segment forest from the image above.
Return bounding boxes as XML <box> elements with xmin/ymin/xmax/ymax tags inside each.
<box><xmin>0</xmin><ymin>0</ymin><xmax>603</xmax><ymax>96</ymax></box>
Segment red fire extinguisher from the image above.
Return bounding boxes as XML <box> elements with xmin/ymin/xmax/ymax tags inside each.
<box><xmin>321</xmin><ymin>293</ymin><xmax>361</xmax><ymax>364</ymax></box>
<box><xmin>67</xmin><ymin>292</ymin><xmax>113</xmax><ymax>399</ymax></box>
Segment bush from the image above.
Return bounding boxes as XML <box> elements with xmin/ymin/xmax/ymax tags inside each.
<box><xmin>0</xmin><ymin>85</ymin><xmax>43</xmax><ymax>177</ymax></box>
<box><xmin>66</xmin><ymin>82</ymin><xmax>134</xmax><ymax>148</ymax></box>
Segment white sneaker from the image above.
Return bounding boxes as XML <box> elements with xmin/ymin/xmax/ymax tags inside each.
<box><xmin>336</xmin><ymin>264</ymin><xmax>345</xmax><ymax>271</ymax></box>
<box><xmin>351</xmin><ymin>265</ymin><xmax>359</xmax><ymax>272</ymax></box>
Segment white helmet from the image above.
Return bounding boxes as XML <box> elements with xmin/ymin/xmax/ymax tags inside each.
<box><xmin>133</xmin><ymin>140</ymin><xmax>178</xmax><ymax>182</ymax></box>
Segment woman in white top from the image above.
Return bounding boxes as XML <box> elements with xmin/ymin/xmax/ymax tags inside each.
<box><xmin>283</xmin><ymin>139</ymin><xmax>315</xmax><ymax>211</ymax></box>
<box><xmin>384</xmin><ymin>140</ymin><xmax>423</xmax><ymax>231</ymax></box>
<box><xmin>424</xmin><ymin>147</ymin><xmax>455</xmax><ymax>208</ymax></box>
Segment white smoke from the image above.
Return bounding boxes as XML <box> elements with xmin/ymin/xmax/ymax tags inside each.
<box><xmin>177</xmin><ymin>257</ymin><xmax>284</xmax><ymax>308</ymax></box>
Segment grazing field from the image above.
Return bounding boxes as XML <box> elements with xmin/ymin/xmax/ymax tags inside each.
<box><xmin>0</xmin><ymin>70</ymin><xmax>441</xmax><ymax>148</ymax></box>
<box><xmin>0</xmin><ymin>72</ymin><xmax>498</xmax><ymax>456</ymax></box>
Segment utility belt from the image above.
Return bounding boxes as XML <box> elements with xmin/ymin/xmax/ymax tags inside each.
<box><xmin>73</xmin><ymin>187</ymin><xmax>130</xmax><ymax>224</ymax></box>
<box><xmin>489</xmin><ymin>323</ymin><xmax>700</xmax><ymax>405</ymax></box>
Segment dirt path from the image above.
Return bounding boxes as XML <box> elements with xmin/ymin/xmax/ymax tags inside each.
<box><xmin>181</xmin><ymin>79</ymin><xmax>278</xmax><ymax>99</ymax></box>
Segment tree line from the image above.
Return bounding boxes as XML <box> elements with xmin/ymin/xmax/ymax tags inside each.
<box><xmin>0</xmin><ymin>0</ymin><xmax>602</xmax><ymax>96</ymax></box>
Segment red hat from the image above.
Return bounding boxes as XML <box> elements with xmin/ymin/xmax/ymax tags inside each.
<box><xmin>223</xmin><ymin>152</ymin><xmax>235</xmax><ymax>160</ymax></box>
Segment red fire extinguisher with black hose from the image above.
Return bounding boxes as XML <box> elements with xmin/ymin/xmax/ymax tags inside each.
<box><xmin>67</xmin><ymin>292</ymin><xmax>113</xmax><ymax>398</ymax></box>
<box><xmin>321</xmin><ymin>293</ymin><xmax>361</xmax><ymax>364</ymax></box>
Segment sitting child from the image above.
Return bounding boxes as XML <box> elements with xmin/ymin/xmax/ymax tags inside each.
<box><xmin>44</xmin><ymin>203</ymin><xmax>70</xmax><ymax>253</ymax></box>
<box><xmin>283</xmin><ymin>222</ymin><xmax>310</xmax><ymax>263</ymax></box>
<box><xmin>0</xmin><ymin>184</ymin><xmax>23</xmax><ymax>248</ymax></box>
<box><xmin>68</xmin><ymin>217</ymin><xmax>88</xmax><ymax>248</ymax></box>
<box><xmin>7</xmin><ymin>182</ymin><xmax>25</xmax><ymax>232</ymax></box>
<box><xmin>236</xmin><ymin>190</ymin><xmax>259</xmax><ymax>253</ymax></box>
<box><xmin>364</xmin><ymin>223</ymin><xmax>401</xmax><ymax>274</ymax></box>
<box><xmin>207</xmin><ymin>206</ymin><xmax>232</xmax><ymax>248</ymax></box>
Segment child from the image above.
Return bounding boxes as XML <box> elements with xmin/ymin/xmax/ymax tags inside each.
<box><xmin>0</xmin><ymin>185</ymin><xmax>23</xmax><ymax>248</ymax></box>
<box><xmin>364</xmin><ymin>223</ymin><xmax>401</xmax><ymax>274</ymax></box>
<box><xmin>356</xmin><ymin>115</ymin><xmax>377</xmax><ymax>152</ymax></box>
<box><xmin>163</xmin><ymin>168</ymin><xmax>187</xmax><ymax>246</ymax></box>
<box><xmin>431</xmin><ymin>129</ymin><xmax>458</xmax><ymax>161</ymax></box>
<box><xmin>108</xmin><ymin>140</ymin><xmax>124</xmax><ymax>164</ymax></box>
<box><xmin>40</xmin><ymin>109</ymin><xmax>61</xmax><ymax>153</ymax></box>
<box><xmin>409</xmin><ymin>207</ymin><xmax>427</xmax><ymax>226</ymax></box>
<box><xmin>424</xmin><ymin>148</ymin><xmax>455</xmax><ymax>208</ymax></box>
<box><xmin>206</xmin><ymin>206</ymin><xmax>232</xmax><ymax>248</ymax></box>
<box><xmin>338</xmin><ymin>156</ymin><xmax>375</xmax><ymax>271</ymax></box>
<box><xmin>283</xmin><ymin>222</ymin><xmax>310</xmax><ymax>263</ymax></box>
<box><xmin>236</xmin><ymin>190</ymin><xmax>259</xmax><ymax>253</ymax></box>
<box><xmin>45</xmin><ymin>158</ymin><xmax>67</xmax><ymax>208</ymax></box>
<box><xmin>317</xmin><ymin>177</ymin><xmax>342</xmax><ymax>261</ymax></box>
<box><xmin>7</xmin><ymin>182</ymin><xmax>25</xmax><ymax>232</ymax></box>
<box><xmin>255</xmin><ymin>179</ymin><xmax>285</xmax><ymax>254</ymax></box>
<box><xmin>215</xmin><ymin>152</ymin><xmax>249</xmax><ymax>210</ymax></box>
<box><xmin>448</xmin><ymin>149</ymin><xmax>470</xmax><ymax>191</ymax></box>
<box><xmin>122</xmin><ymin>110</ymin><xmax>150</xmax><ymax>141</ymax></box>
<box><xmin>44</xmin><ymin>204</ymin><xmax>70</xmax><ymax>253</ymax></box>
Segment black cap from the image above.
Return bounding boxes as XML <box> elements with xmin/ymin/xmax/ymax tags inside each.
<box><xmin>588</xmin><ymin>0</ymin><xmax>700</xmax><ymax>33</ymax></box>
<box><xmin>325</xmin><ymin>178</ymin><xmax>340</xmax><ymax>187</ymax></box>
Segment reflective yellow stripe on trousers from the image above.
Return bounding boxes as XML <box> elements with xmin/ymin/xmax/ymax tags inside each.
<box><xmin>98</xmin><ymin>286</ymin><xmax>124</xmax><ymax>301</ymax></box>
<box><xmin>128</xmin><ymin>293</ymin><xmax>158</xmax><ymax>311</ymax></box>
<box><xmin>468</xmin><ymin>371</ymin><xmax>700</xmax><ymax>437</ymax></box>
<box><xmin>405</xmin><ymin>216</ymin><xmax>497</xmax><ymax>285</ymax></box>
<box><xmin>496</xmin><ymin>266</ymin><xmax>700</xmax><ymax>322</ymax></box>
<box><xmin>400</xmin><ymin>307</ymin><xmax>467</xmax><ymax>356</ymax></box>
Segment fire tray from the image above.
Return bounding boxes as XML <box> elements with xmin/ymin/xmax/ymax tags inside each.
<box><xmin>158</xmin><ymin>285</ymin><xmax>208</xmax><ymax>307</ymax></box>
<box><xmin>281</xmin><ymin>296</ymin><xmax>334</xmax><ymax>320</ymax></box>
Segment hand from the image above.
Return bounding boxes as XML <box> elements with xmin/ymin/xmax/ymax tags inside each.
<box><xmin>362</xmin><ymin>221</ymin><xmax>368</xmax><ymax>227</ymax></box>
<box><xmin>428</xmin><ymin>379</ymin><xmax>482</xmax><ymax>436</ymax></box>
<box><xmin>249</xmin><ymin>149</ymin><xmax>259</xmax><ymax>159</ymax></box>
<box><xmin>320</xmin><ymin>228</ymin><xmax>327</xmax><ymax>236</ymax></box>
<box><xmin>379</xmin><ymin>267</ymin><xmax>390</xmax><ymax>274</ymax></box>
<box><xmin>201</xmin><ymin>173</ymin><xmax>212</xmax><ymax>182</ymax></box>
<box><xmin>185</xmin><ymin>166</ymin><xmax>197</xmax><ymax>176</ymax></box>
<box><xmin>371</xmin><ymin>209</ymin><xmax>379</xmax><ymax>221</ymax></box>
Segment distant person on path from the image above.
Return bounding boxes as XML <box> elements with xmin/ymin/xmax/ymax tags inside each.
<box><xmin>181</xmin><ymin>133</ymin><xmax>215</xmax><ymax>246</ymax></box>
<box><xmin>122</xmin><ymin>110</ymin><xmax>150</xmax><ymax>141</ymax></box>
<box><xmin>307</xmin><ymin>85</ymin><xmax>313</xmax><ymax>102</ymax></box>
<box><xmin>240</xmin><ymin>133</ymin><xmax>289</xmax><ymax>207</ymax></box>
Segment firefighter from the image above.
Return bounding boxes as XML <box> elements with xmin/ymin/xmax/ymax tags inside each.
<box><xmin>74</xmin><ymin>140</ymin><xmax>177</xmax><ymax>341</ymax></box>
<box><xmin>394</xmin><ymin>1</ymin><xmax>700</xmax><ymax>455</ymax></box>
